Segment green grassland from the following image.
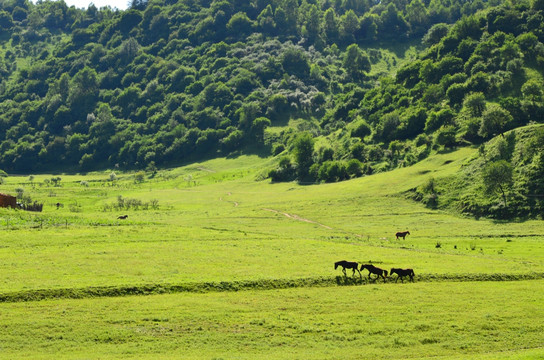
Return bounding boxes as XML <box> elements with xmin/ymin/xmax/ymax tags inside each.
<box><xmin>0</xmin><ymin>147</ymin><xmax>543</xmax><ymax>358</ymax></box>
<box><xmin>2</xmin><ymin>281</ymin><xmax>543</xmax><ymax>359</ymax></box>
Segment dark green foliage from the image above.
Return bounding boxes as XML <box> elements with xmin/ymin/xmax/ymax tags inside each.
<box><xmin>0</xmin><ymin>0</ymin><xmax>540</xmax><ymax>184</ymax></box>
<box><xmin>422</xmin><ymin>23</ymin><xmax>449</xmax><ymax>46</ymax></box>
<box><xmin>281</xmin><ymin>47</ymin><xmax>310</xmax><ymax>79</ymax></box>
<box><xmin>292</xmin><ymin>132</ymin><xmax>315</xmax><ymax>181</ymax></box>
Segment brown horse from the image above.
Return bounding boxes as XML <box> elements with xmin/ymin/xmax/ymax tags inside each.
<box><xmin>390</xmin><ymin>268</ymin><xmax>415</xmax><ymax>283</ymax></box>
<box><xmin>335</xmin><ymin>260</ymin><xmax>362</xmax><ymax>277</ymax></box>
<box><xmin>395</xmin><ymin>231</ymin><xmax>410</xmax><ymax>240</ymax></box>
<box><xmin>360</xmin><ymin>264</ymin><xmax>388</xmax><ymax>282</ymax></box>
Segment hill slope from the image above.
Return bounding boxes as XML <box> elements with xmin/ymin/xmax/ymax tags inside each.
<box><xmin>0</xmin><ymin>0</ymin><xmax>515</xmax><ymax>173</ymax></box>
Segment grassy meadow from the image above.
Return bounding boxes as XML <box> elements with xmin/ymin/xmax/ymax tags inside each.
<box><xmin>1</xmin><ymin>147</ymin><xmax>543</xmax><ymax>358</ymax></box>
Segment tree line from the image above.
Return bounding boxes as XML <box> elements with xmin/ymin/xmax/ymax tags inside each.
<box><xmin>0</xmin><ymin>0</ymin><xmax>505</xmax><ymax>173</ymax></box>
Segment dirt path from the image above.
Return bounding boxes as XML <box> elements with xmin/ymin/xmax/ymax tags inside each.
<box><xmin>219</xmin><ymin>193</ymin><xmax>238</xmax><ymax>207</ymax></box>
<box><xmin>263</xmin><ymin>208</ymin><xmax>333</xmax><ymax>229</ymax></box>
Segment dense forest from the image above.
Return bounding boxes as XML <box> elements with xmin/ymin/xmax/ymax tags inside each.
<box><xmin>0</xmin><ymin>0</ymin><xmax>544</xmax><ymax>216</ymax></box>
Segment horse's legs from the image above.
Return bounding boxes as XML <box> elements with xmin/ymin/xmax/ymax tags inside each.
<box><xmin>342</xmin><ymin>268</ymin><xmax>347</xmax><ymax>277</ymax></box>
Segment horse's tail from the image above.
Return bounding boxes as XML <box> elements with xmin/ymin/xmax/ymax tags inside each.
<box><xmin>410</xmin><ymin>269</ymin><xmax>415</xmax><ymax>276</ymax></box>
<box><xmin>384</xmin><ymin>270</ymin><xmax>388</xmax><ymax>277</ymax></box>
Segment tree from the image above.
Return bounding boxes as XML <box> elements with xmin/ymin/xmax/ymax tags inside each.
<box><xmin>482</xmin><ymin>160</ymin><xmax>513</xmax><ymax>207</ymax></box>
<box><xmin>340</xmin><ymin>10</ymin><xmax>359</xmax><ymax>44</ymax></box>
<box><xmin>281</xmin><ymin>47</ymin><xmax>310</xmax><ymax>79</ymax></box>
<box><xmin>303</xmin><ymin>4</ymin><xmax>321</xmax><ymax>44</ymax></box>
<box><xmin>434</xmin><ymin>125</ymin><xmax>457</xmax><ymax>149</ymax></box>
<box><xmin>463</xmin><ymin>92</ymin><xmax>486</xmax><ymax>117</ymax></box>
<box><xmin>351</xmin><ymin>119</ymin><xmax>371</xmax><ymax>140</ymax></box>
<box><xmin>521</xmin><ymin>79</ymin><xmax>543</xmax><ymax>104</ymax></box>
<box><xmin>68</xmin><ymin>67</ymin><xmax>99</xmax><ymax>116</ymax></box>
<box><xmin>257</xmin><ymin>5</ymin><xmax>275</xmax><ymax>34</ymax></box>
<box><xmin>323</xmin><ymin>8</ymin><xmax>339</xmax><ymax>42</ymax></box>
<box><xmin>388</xmin><ymin>140</ymin><xmax>403</xmax><ymax>157</ymax></box>
<box><xmin>251</xmin><ymin>117</ymin><xmax>271</xmax><ymax>144</ymax></box>
<box><xmin>379</xmin><ymin>3</ymin><xmax>410</xmax><ymax>38</ymax></box>
<box><xmin>479</xmin><ymin>104</ymin><xmax>513</xmax><ymax>139</ymax></box>
<box><xmin>343</xmin><ymin>44</ymin><xmax>371</xmax><ymax>81</ymax></box>
<box><xmin>227</xmin><ymin>12</ymin><xmax>254</xmax><ymax>36</ymax></box>
<box><xmin>292</xmin><ymin>132</ymin><xmax>315</xmax><ymax>181</ymax></box>
<box><xmin>406</xmin><ymin>0</ymin><xmax>429</xmax><ymax>36</ymax></box>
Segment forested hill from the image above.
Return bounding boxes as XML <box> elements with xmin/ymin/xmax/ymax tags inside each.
<box><xmin>0</xmin><ymin>0</ymin><xmax>542</xmax><ymax>180</ymax></box>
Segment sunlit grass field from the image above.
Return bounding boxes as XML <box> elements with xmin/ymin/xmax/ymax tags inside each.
<box><xmin>0</xmin><ymin>147</ymin><xmax>543</xmax><ymax>358</ymax></box>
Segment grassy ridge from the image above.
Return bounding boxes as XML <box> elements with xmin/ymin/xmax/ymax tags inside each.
<box><xmin>1</xmin><ymin>273</ymin><xmax>543</xmax><ymax>303</ymax></box>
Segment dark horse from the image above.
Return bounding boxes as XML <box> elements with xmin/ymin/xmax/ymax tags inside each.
<box><xmin>335</xmin><ymin>260</ymin><xmax>362</xmax><ymax>277</ymax></box>
<box><xmin>360</xmin><ymin>264</ymin><xmax>388</xmax><ymax>282</ymax></box>
<box><xmin>395</xmin><ymin>231</ymin><xmax>410</xmax><ymax>240</ymax></box>
<box><xmin>390</xmin><ymin>268</ymin><xmax>415</xmax><ymax>283</ymax></box>
<box><xmin>117</xmin><ymin>215</ymin><xmax>128</xmax><ymax>220</ymax></box>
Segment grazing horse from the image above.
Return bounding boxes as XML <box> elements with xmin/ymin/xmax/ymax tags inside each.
<box><xmin>395</xmin><ymin>231</ymin><xmax>410</xmax><ymax>240</ymax></box>
<box><xmin>360</xmin><ymin>264</ymin><xmax>388</xmax><ymax>282</ymax></box>
<box><xmin>335</xmin><ymin>260</ymin><xmax>362</xmax><ymax>277</ymax></box>
<box><xmin>390</xmin><ymin>268</ymin><xmax>415</xmax><ymax>283</ymax></box>
<box><xmin>117</xmin><ymin>215</ymin><xmax>128</xmax><ymax>220</ymax></box>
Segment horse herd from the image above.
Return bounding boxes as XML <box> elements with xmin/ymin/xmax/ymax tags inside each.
<box><xmin>333</xmin><ymin>231</ymin><xmax>414</xmax><ymax>283</ymax></box>
<box><xmin>335</xmin><ymin>260</ymin><xmax>415</xmax><ymax>283</ymax></box>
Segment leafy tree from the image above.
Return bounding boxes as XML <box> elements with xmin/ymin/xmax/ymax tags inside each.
<box><xmin>521</xmin><ymin>79</ymin><xmax>543</xmax><ymax>104</ymax></box>
<box><xmin>117</xmin><ymin>9</ymin><xmax>142</xmax><ymax>34</ymax></box>
<box><xmin>302</xmin><ymin>4</ymin><xmax>321</xmax><ymax>44</ymax></box>
<box><xmin>227</xmin><ymin>12</ymin><xmax>253</xmax><ymax>36</ymax></box>
<box><xmin>292</xmin><ymin>132</ymin><xmax>314</xmax><ymax>181</ymax></box>
<box><xmin>251</xmin><ymin>117</ymin><xmax>271</xmax><ymax>144</ymax></box>
<box><xmin>340</xmin><ymin>10</ymin><xmax>359</xmax><ymax>44</ymax></box>
<box><xmin>406</xmin><ymin>0</ymin><xmax>429</xmax><ymax>36</ymax></box>
<box><xmin>379</xmin><ymin>3</ymin><xmax>410</xmax><ymax>38</ymax></box>
<box><xmin>323</xmin><ymin>8</ymin><xmax>339</xmax><ymax>42</ymax></box>
<box><xmin>257</xmin><ymin>5</ymin><xmax>275</xmax><ymax>34</ymax></box>
<box><xmin>281</xmin><ymin>47</ymin><xmax>310</xmax><ymax>79</ymax></box>
<box><xmin>343</xmin><ymin>44</ymin><xmax>371</xmax><ymax>80</ymax></box>
<box><xmin>482</xmin><ymin>160</ymin><xmax>513</xmax><ymax>207</ymax></box>
<box><xmin>68</xmin><ymin>67</ymin><xmax>99</xmax><ymax>116</ymax></box>
<box><xmin>434</xmin><ymin>125</ymin><xmax>457</xmax><ymax>149</ymax></box>
<box><xmin>351</xmin><ymin>119</ymin><xmax>371</xmax><ymax>140</ymax></box>
<box><xmin>463</xmin><ymin>92</ymin><xmax>486</xmax><ymax>117</ymax></box>
<box><xmin>479</xmin><ymin>104</ymin><xmax>513</xmax><ymax>139</ymax></box>
<box><xmin>388</xmin><ymin>140</ymin><xmax>403</xmax><ymax>157</ymax></box>
<box><xmin>358</xmin><ymin>13</ymin><xmax>378</xmax><ymax>41</ymax></box>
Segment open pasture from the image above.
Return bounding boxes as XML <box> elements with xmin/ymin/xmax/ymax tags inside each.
<box><xmin>1</xmin><ymin>148</ymin><xmax>543</xmax><ymax>358</ymax></box>
<box><xmin>1</xmin><ymin>281</ymin><xmax>543</xmax><ymax>359</ymax></box>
